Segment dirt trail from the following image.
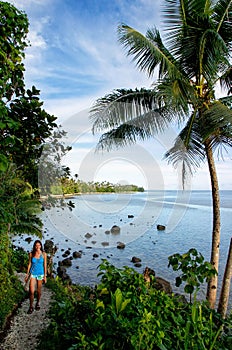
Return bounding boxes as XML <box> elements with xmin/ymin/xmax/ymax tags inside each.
<box><xmin>0</xmin><ymin>273</ymin><xmax>53</xmax><ymax>350</ymax></box>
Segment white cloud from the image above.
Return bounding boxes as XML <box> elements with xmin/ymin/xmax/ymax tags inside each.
<box><xmin>28</xmin><ymin>25</ymin><xmax>47</xmax><ymax>46</ymax></box>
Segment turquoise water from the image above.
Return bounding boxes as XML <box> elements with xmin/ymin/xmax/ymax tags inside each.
<box><xmin>16</xmin><ymin>190</ymin><xmax>232</xmax><ymax>306</ymax></box>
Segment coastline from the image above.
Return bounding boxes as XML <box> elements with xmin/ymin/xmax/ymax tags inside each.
<box><xmin>13</xmin><ymin>190</ymin><xmax>232</xmax><ymax>312</ymax></box>
<box><xmin>40</xmin><ymin>190</ymin><xmax>142</xmax><ymax>199</ymax></box>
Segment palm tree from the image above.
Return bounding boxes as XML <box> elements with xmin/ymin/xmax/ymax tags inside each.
<box><xmin>0</xmin><ymin>164</ymin><xmax>43</xmax><ymax>238</ymax></box>
<box><xmin>90</xmin><ymin>0</ymin><xmax>232</xmax><ymax>309</ymax></box>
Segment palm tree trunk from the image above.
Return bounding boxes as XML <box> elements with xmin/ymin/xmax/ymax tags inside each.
<box><xmin>217</xmin><ymin>237</ymin><xmax>232</xmax><ymax>318</ymax></box>
<box><xmin>205</xmin><ymin>140</ymin><xmax>221</xmax><ymax>309</ymax></box>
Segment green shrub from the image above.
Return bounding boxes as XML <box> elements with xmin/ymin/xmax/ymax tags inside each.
<box><xmin>11</xmin><ymin>246</ymin><xmax>29</xmax><ymax>272</ymax></box>
<box><xmin>37</xmin><ymin>260</ymin><xmax>231</xmax><ymax>350</ymax></box>
<box><xmin>168</xmin><ymin>248</ymin><xmax>217</xmax><ymax>303</ymax></box>
<box><xmin>0</xmin><ymin>236</ymin><xmax>27</xmax><ymax>329</ymax></box>
<box><xmin>0</xmin><ymin>273</ymin><xmax>25</xmax><ymax>329</ymax></box>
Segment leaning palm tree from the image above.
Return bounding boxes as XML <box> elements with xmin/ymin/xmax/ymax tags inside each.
<box><xmin>90</xmin><ymin>0</ymin><xmax>232</xmax><ymax>309</ymax></box>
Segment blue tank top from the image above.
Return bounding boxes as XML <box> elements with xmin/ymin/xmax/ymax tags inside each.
<box><xmin>30</xmin><ymin>253</ymin><xmax>44</xmax><ymax>275</ymax></box>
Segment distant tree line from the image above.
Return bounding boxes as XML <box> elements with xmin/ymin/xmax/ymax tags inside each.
<box><xmin>56</xmin><ymin>176</ymin><xmax>144</xmax><ymax>194</ymax></box>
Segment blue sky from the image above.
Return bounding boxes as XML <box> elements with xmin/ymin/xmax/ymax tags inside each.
<box><xmin>5</xmin><ymin>0</ymin><xmax>232</xmax><ymax>190</ymax></box>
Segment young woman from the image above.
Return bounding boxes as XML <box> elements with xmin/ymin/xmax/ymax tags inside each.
<box><xmin>25</xmin><ymin>240</ymin><xmax>47</xmax><ymax>314</ymax></box>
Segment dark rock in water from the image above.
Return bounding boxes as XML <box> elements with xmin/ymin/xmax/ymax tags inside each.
<box><xmin>57</xmin><ymin>265</ymin><xmax>66</xmax><ymax>276</ymax></box>
<box><xmin>128</xmin><ymin>215</ymin><xmax>134</xmax><ymax>218</ymax></box>
<box><xmin>57</xmin><ymin>265</ymin><xmax>71</xmax><ymax>282</ymax></box>
<box><xmin>44</xmin><ymin>240</ymin><xmax>57</xmax><ymax>255</ymax></box>
<box><xmin>85</xmin><ymin>232</ymin><xmax>93</xmax><ymax>239</ymax></box>
<box><xmin>101</xmin><ymin>242</ymin><xmax>109</xmax><ymax>247</ymax></box>
<box><xmin>73</xmin><ymin>251</ymin><xmax>82</xmax><ymax>258</ymax></box>
<box><xmin>117</xmin><ymin>242</ymin><xmax>125</xmax><ymax>249</ymax></box>
<box><xmin>105</xmin><ymin>230</ymin><xmax>110</xmax><ymax>234</ymax></box>
<box><xmin>111</xmin><ymin>225</ymin><xmax>120</xmax><ymax>234</ymax></box>
<box><xmin>157</xmin><ymin>224</ymin><xmax>166</xmax><ymax>231</ymax></box>
<box><xmin>93</xmin><ymin>253</ymin><xmax>99</xmax><ymax>258</ymax></box>
<box><xmin>134</xmin><ymin>263</ymin><xmax>142</xmax><ymax>268</ymax></box>
<box><xmin>25</xmin><ymin>237</ymin><xmax>32</xmax><ymax>243</ymax></box>
<box><xmin>154</xmin><ymin>277</ymin><xmax>172</xmax><ymax>294</ymax></box>
<box><xmin>142</xmin><ymin>267</ymin><xmax>172</xmax><ymax>295</ymax></box>
<box><xmin>131</xmin><ymin>256</ymin><xmax>141</xmax><ymax>263</ymax></box>
<box><xmin>62</xmin><ymin>251</ymin><xmax>71</xmax><ymax>257</ymax></box>
<box><xmin>60</xmin><ymin>257</ymin><xmax>72</xmax><ymax>267</ymax></box>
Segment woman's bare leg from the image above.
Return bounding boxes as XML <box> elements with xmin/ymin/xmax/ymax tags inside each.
<box><xmin>29</xmin><ymin>278</ymin><xmax>36</xmax><ymax>309</ymax></box>
<box><xmin>36</xmin><ymin>280</ymin><xmax>43</xmax><ymax>306</ymax></box>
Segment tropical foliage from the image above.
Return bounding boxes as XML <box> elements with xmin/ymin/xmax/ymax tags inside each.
<box><xmin>90</xmin><ymin>0</ymin><xmax>232</xmax><ymax>308</ymax></box>
<box><xmin>38</xmin><ymin>260</ymin><xmax>232</xmax><ymax>350</ymax></box>
<box><xmin>168</xmin><ymin>248</ymin><xmax>217</xmax><ymax>303</ymax></box>
<box><xmin>0</xmin><ymin>1</ymin><xmax>70</xmax><ymax>328</ymax></box>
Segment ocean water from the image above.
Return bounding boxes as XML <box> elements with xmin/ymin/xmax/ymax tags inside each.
<box><xmin>15</xmin><ymin>190</ymin><xmax>232</xmax><ymax>307</ymax></box>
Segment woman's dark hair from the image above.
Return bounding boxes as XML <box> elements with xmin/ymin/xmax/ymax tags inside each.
<box><xmin>32</xmin><ymin>240</ymin><xmax>44</xmax><ymax>256</ymax></box>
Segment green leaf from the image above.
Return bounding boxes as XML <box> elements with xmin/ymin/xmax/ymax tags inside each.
<box><xmin>120</xmin><ymin>298</ymin><xmax>131</xmax><ymax>312</ymax></box>
<box><xmin>99</xmin><ymin>287</ymin><xmax>109</xmax><ymax>295</ymax></box>
<box><xmin>184</xmin><ymin>284</ymin><xmax>194</xmax><ymax>295</ymax></box>
<box><xmin>96</xmin><ymin>300</ymin><xmax>105</xmax><ymax>309</ymax></box>
<box><xmin>0</xmin><ymin>154</ymin><xmax>8</xmax><ymax>171</ymax></box>
<box><xmin>115</xmin><ymin>288</ymin><xmax>123</xmax><ymax>313</ymax></box>
<box><xmin>176</xmin><ymin>276</ymin><xmax>182</xmax><ymax>287</ymax></box>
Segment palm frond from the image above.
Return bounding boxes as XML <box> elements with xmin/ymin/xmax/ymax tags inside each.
<box><xmin>213</xmin><ymin>0</ymin><xmax>232</xmax><ymax>43</ymax></box>
<box><xmin>163</xmin><ymin>0</ymin><xmax>213</xmax><ymax>28</ymax></box>
<box><xmin>16</xmin><ymin>199</ymin><xmax>42</xmax><ymax>215</ymax></box>
<box><xmin>95</xmin><ymin>124</ymin><xmax>148</xmax><ymax>151</ymax></box>
<box><xmin>220</xmin><ymin>67</ymin><xmax>232</xmax><ymax>94</ymax></box>
<box><xmin>163</xmin><ymin>1</ymin><xmax>213</xmax><ymax>55</ymax></box>
<box><xmin>163</xmin><ymin>0</ymin><xmax>231</xmax><ymax>83</ymax></box>
<box><xmin>154</xmin><ymin>76</ymin><xmax>196</xmax><ymax>118</ymax></box>
<box><xmin>201</xmin><ymin>100</ymin><xmax>232</xmax><ymax>137</ymax></box>
<box><xmin>95</xmin><ymin>106</ymin><xmax>174</xmax><ymax>151</ymax></box>
<box><xmin>219</xmin><ymin>95</ymin><xmax>232</xmax><ymax>107</ymax></box>
<box><xmin>200</xmin><ymin>101</ymin><xmax>232</xmax><ymax>152</ymax></box>
<box><xmin>11</xmin><ymin>221</ymin><xmax>42</xmax><ymax>237</ymax></box>
<box><xmin>91</xmin><ymin>88</ymin><xmax>164</xmax><ymax>134</ymax></box>
<box><xmin>162</xmin><ymin>0</ymin><xmax>211</xmax><ymax>32</ymax></box>
<box><xmin>200</xmin><ymin>30</ymin><xmax>228</xmax><ymax>78</ymax></box>
<box><xmin>118</xmin><ymin>24</ymin><xmax>182</xmax><ymax>79</ymax></box>
<box><xmin>209</xmin><ymin>126</ymin><xmax>232</xmax><ymax>156</ymax></box>
<box><xmin>164</xmin><ymin>116</ymin><xmax>206</xmax><ymax>188</ymax></box>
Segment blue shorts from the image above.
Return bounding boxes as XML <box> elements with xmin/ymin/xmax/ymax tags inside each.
<box><xmin>31</xmin><ymin>274</ymin><xmax>44</xmax><ymax>280</ymax></box>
